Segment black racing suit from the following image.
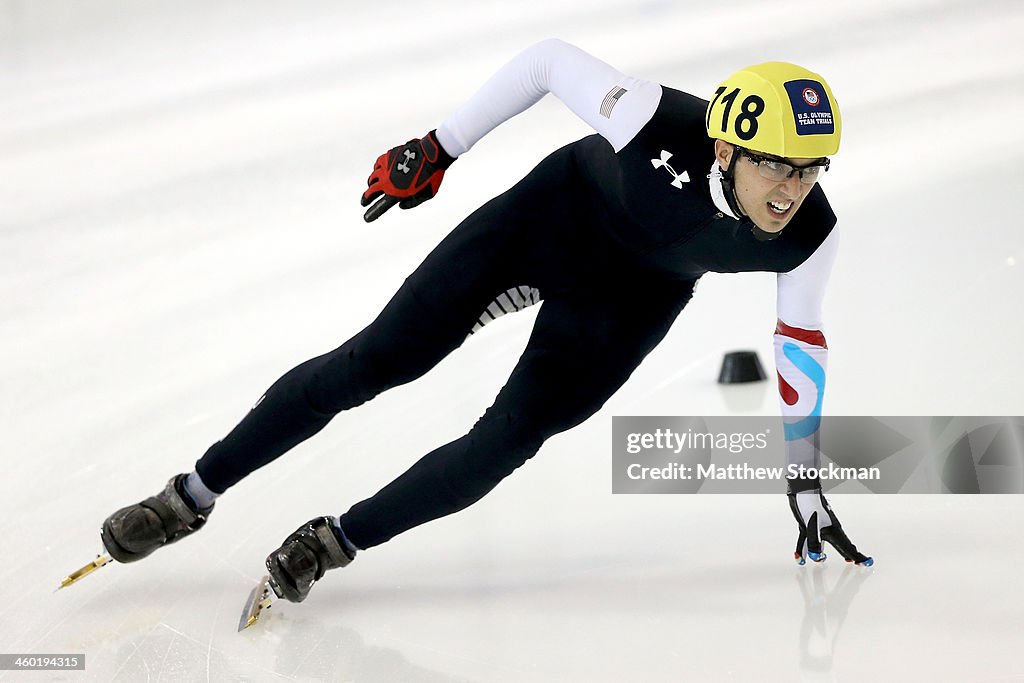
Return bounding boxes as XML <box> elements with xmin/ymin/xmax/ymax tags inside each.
<box><xmin>195</xmin><ymin>84</ymin><xmax>835</xmax><ymax>549</ymax></box>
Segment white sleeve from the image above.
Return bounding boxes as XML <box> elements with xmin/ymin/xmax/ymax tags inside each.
<box><xmin>436</xmin><ymin>39</ymin><xmax>662</xmax><ymax>157</ymax></box>
<box><xmin>776</xmin><ymin>227</ymin><xmax>839</xmax><ymax>330</ymax></box>
<box><xmin>774</xmin><ymin>228</ymin><xmax>839</xmax><ymax>488</ymax></box>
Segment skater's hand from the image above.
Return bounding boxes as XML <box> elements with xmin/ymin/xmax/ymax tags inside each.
<box><xmin>361</xmin><ymin>130</ymin><xmax>455</xmax><ymax>222</ymax></box>
<box><xmin>788</xmin><ymin>491</ymin><xmax>873</xmax><ymax>566</ymax></box>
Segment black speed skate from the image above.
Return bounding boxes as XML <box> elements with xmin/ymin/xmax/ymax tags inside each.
<box><xmin>265</xmin><ymin>516</ymin><xmax>355</xmax><ymax>603</ymax></box>
<box><xmin>101</xmin><ymin>474</ymin><xmax>213</xmax><ymax>563</ymax></box>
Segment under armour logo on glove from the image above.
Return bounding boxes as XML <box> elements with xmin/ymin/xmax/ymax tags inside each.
<box><xmin>361</xmin><ymin>129</ymin><xmax>456</xmax><ymax>222</ymax></box>
<box><xmin>651</xmin><ymin>150</ymin><xmax>690</xmax><ymax>188</ymax></box>
<box><xmin>397</xmin><ymin>149</ymin><xmax>416</xmax><ymax>175</ymax></box>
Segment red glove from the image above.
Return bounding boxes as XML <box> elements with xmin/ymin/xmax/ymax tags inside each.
<box><xmin>360</xmin><ymin>129</ymin><xmax>456</xmax><ymax>222</ymax></box>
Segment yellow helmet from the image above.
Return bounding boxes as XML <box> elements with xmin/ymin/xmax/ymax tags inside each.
<box><xmin>706</xmin><ymin>62</ymin><xmax>841</xmax><ymax>158</ymax></box>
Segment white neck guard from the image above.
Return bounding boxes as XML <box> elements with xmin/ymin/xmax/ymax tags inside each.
<box><xmin>707</xmin><ymin>161</ymin><xmax>739</xmax><ymax>220</ymax></box>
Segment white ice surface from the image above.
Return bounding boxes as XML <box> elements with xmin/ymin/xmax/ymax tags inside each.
<box><xmin>2</xmin><ymin>1</ymin><xmax>1024</xmax><ymax>681</ymax></box>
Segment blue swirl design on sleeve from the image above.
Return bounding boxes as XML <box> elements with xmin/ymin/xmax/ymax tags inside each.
<box><xmin>782</xmin><ymin>342</ymin><xmax>825</xmax><ymax>441</ymax></box>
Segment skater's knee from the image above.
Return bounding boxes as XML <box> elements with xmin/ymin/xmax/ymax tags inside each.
<box><xmin>264</xmin><ymin>355</ymin><xmax>340</xmax><ymax>418</ymax></box>
<box><xmin>307</xmin><ymin>324</ymin><xmax>458</xmax><ymax>415</ymax></box>
<box><xmin>301</xmin><ymin>340</ymin><xmax>400</xmax><ymax>414</ymax></box>
<box><xmin>443</xmin><ymin>411</ymin><xmax>546</xmax><ymax>500</ymax></box>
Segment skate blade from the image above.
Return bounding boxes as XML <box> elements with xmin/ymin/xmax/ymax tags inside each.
<box><xmin>238</xmin><ymin>575</ymin><xmax>275</xmax><ymax>631</ymax></box>
<box><xmin>56</xmin><ymin>553</ymin><xmax>113</xmax><ymax>591</ymax></box>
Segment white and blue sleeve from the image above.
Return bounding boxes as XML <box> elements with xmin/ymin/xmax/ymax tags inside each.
<box><xmin>774</xmin><ymin>228</ymin><xmax>839</xmax><ymax>491</ymax></box>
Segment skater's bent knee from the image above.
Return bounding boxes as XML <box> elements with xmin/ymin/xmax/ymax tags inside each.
<box><xmin>442</xmin><ymin>413</ymin><xmax>546</xmax><ymax>500</ymax></box>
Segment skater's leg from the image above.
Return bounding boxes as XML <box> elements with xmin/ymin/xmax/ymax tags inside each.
<box><xmin>102</xmin><ymin>145</ymin><xmax>591</xmax><ymax>569</ymax></box>
<box><xmin>195</xmin><ymin>242</ymin><xmax>507</xmax><ymax>493</ymax></box>
<box><xmin>194</xmin><ymin>148</ymin><xmax>586</xmax><ymax>494</ymax></box>
<box><xmin>339</xmin><ymin>276</ymin><xmax>697</xmax><ymax>549</ymax></box>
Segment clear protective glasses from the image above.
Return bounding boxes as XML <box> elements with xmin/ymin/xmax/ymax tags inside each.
<box><xmin>741</xmin><ymin>149</ymin><xmax>830</xmax><ymax>185</ymax></box>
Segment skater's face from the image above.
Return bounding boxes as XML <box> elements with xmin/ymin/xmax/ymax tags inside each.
<box><xmin>715</xmin><ymin>140</ymin><xmax>824</xmax><ymax>235</ymax></box>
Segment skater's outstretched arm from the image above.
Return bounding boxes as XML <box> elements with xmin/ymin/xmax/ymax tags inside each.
<box><xmin>362</xmin><ymin>40</ymin><xmax>662</xmax><ymax>221</ymax></box>
<box><xmin>775</xmin><ymin>230</ymin><xmax>873</xmax><ymax>566</ymax></box>
<box><xmin>436</xmin><ymin>38</ymin><xmax>663</xmax><ymax>156</ymax></box>
<box><xmin>774</xmin><ymin>227</ymin><xmax>838</xmax><ymax>489</ymax></box>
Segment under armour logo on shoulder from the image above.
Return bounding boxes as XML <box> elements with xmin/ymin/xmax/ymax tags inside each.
<box><xmin>651</xmin><ymin>150</ymin><xmax>689</xmax><ymax>188</ymax></box>
<box><xmin>397</xmin><ymin>149</ymin><xmax>416</xmax><ymax>174</ymax></box>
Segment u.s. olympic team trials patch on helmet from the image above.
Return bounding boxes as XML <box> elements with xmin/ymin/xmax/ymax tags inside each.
<box><xmin>783</xmin><ymin>79</ymin><xmax>834</xmax><ymax>136</ymax></box>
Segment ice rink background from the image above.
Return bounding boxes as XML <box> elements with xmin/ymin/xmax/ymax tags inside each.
<box><xmin>2</xmin><ymin>0</ymin><xmax>1023</xmax><ymax>680</ymax></box>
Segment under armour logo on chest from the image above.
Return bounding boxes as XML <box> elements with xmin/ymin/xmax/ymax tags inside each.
<box><xmin>397</xmin><ymin>149</ymin><xmax>417</xmax><ymax>174</ymax></box>
<box><xmin>651</xmin><ymin>150</ymin><xmax>689</xmax><ymax>188</ymax></box>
